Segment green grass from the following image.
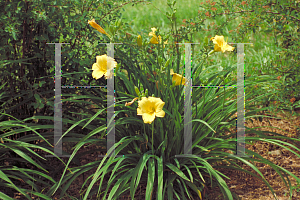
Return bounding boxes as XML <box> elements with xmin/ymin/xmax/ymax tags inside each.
<box><xmin>121</xmin><ymin>0</ymin><xmax>201</xmax><ymax>32</ymax></box>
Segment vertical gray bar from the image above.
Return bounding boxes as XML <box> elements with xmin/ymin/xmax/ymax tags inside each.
<box><xmin>184</xmin><ymin>44</ymin><xmax>192</xmax><ymax>155</ymax></box>
<box><xmin>237</xmin><ymin>43</ymin><xmax>246</xmax><ymax>156</ymax></box>
<box><xmin>106</xmin><ymin>43</ymin><xmax>115</xmax><ymax>157</ymax></box>
<box><xmin>54</xmin><ymin>43</ymin><xmax>63</xmax><ymax>156</ymax></box>
<box><xmin>46</xmin><ymin>43</ymin><xmax>70</xmax><ymax>157</ymax></box>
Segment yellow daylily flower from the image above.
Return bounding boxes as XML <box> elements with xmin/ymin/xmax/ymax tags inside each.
<box><xmin>149</xmin><ymin>27</ymin><xmax>158</xmax><ymax>37</ymax></box>
<box><xmin>92</xmin><ymin>54</ymin><xmax>117</xmax><ymax>80</ymax></box>
<box><xmin>88</xmin><ymin>19</ymin><xmax>109</xmax><ymax>36</ymax></box>
<box><xmin>149</xmin><ymin>27</ymin><xmax>168</xmax><ymax>45</ymax></box>
<box><xmin>137</xmin><ymin>96</ymin><xmax>165</xmax><ymax>124</ymax></box>
<box><xmin>170</xmin><ymin>69</ymin><xmax>186</xmax><ymax>86</ymax></box>
<box><xmin>210</xmin><ymin>35</ymin><xmax>235</xmax><ymax>53</ymax></box>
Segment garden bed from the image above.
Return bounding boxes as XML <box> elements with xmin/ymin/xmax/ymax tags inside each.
<box><xmin>205</xmin><ymin>110</ymin><xmax>300</xmax><ymax>200</ymax></box>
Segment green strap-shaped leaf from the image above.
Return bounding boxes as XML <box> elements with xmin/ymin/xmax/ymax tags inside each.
<box><xmin>184</xmin><ymin>180</ymin><xmax>202</xmax><ymax>200</ymax></box>
<box><xmin>166</xmin><ymin>163</ymin><xmax>190</xmax><ymax>182</ymax></box>
<box><xmin>0</xmin><ymin>191</ymin><xmax>14</xmax><ymax>200</ymax></box>
<box><xmin>156</xmin><ymin>156</ymin><xmax>163</xmax><ymax>199</ymax></box>
<box><xmin>0</xmin><ymin>169</ymin><xmax>30</xmax><ymax>199</ymax></box>
<box><xmin>145</xmin><ymin>158</ymin><xmax>155</xmax><ymax>200</ymax></box>
<box><xmin>130</xmin><ymin>153</ymin><xmax>152</xmax><ymax>199</ymax></box>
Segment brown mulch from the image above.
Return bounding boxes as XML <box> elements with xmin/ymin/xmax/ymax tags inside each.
<box><xmin>205</xmin><ymin>109</ymin><xmax>300</xmax><ymax>200</ymax></box>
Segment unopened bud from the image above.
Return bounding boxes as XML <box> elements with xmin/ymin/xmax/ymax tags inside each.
<box><xmin>134</xmin><ymin>86</ymin><xmax>140</xmax><ymax>96</ymax></box>
<box><xmin>137</xmin><ymin>35</ymin><xmax>142</xmax><ymax>47</ymax></box>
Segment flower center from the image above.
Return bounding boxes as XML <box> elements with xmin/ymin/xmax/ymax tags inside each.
<box><xmin>149</xmin><ymin>106</ymin><xmax>155</xmax><ymax>113</ymax></box>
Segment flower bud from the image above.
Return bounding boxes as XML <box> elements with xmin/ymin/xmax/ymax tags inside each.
<box><xmin>88</xmin><ymin>19</ymin><xmax>108</xmax><ymax>35</ymax></box>
<box><xmin>134</xmin><ymin>86</ymin><xmax>140</xmax><ymax>97</ymax></box>
<box><xmin>137</xmin><ymin>35</ymin><xmax>142</xmax><ymax>47</ymax></box>
<box><xmin>115</xmin><ymin>63</ymin><xmax>121</xmax><ymax>73</ymax></box>
<box><xmin>158</xmin><ymin>56</ymin><xmax>163</xmax><ymax>65</ymax></box>
<box><xmin>109</xmin><ymin>26</ymin><xmax>114</xmax><ymax>35</ymax></box>
<box><xmin>164</xmin><ymin>58</ymin><xmax>171</xmax><ymax>69</ymax></box>
<box><xmin>116</xmin><ymin>18</ymin><xmax>122</xmax><ymax>28</ymax></box>
<box><xmin>204</xmin><ymin>36</ymin><xmax>208</xmax><ymax>45</ymax></box>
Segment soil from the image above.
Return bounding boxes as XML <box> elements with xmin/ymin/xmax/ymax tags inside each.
<box><xmin>205</xmin><ymin>109</ymin><xmax>300</xmax><ymax>200</ymax></box>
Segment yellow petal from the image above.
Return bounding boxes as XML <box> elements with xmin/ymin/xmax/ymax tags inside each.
<box><xmin>137</xmin><ymin>97</ymin><xmax>148</xmax><ymax>109</ymax></box>
<box><xmin>214</xmin><ymin>44</ymin><xmax>222</xmax><ymax>52</ymax></box>
<box><xmin>154</xmin><ymin>99</ymin><xmax>165</xmax><ymax>114</ymax></box>
<box><xmin>155</xmin><ymin>110</ymin><xmax>165</xmax><ymax>118</ymax></box>
<box><xmin>148</xmin><ymin>97</ymin><xmax>163</xmax><ymax>107</ymax></box>
<box><xmin>172</xmin><ymin>74</ymin><xmax>185</xmax><ymax>86</ymax></box>
<box><xmin>96</xmin><ymin>54</ymin><xmax>106</xmax><ymax>64</ymax></box>
<box><xmin>104</xmin><ymin>71</ymin><xmax>111</xmax><ymax>79</ymax></box>
<box><xmin>224</xmin><ymin>44</ymin><xmax>235</xmax><ymax>52</ymax></box>
<box><xmin>92</xmin><ymin>63</ymin><xmax>100</xmax><ymax>70</ymax></box>
<box><xmin>149</xmin><ymin>28</ymin><xmax>157</xmax><ymax>36</ymax></box>
<box><xmin>92</xmin><ymin>70</ymin><xmax>105</xmax><ymax>80</ymax></box>
<box><xmin>214</xmin><ymin>35</ymin><xmax>225</xmax><ymax>46</ymax></box>
<box><xmin>137</xmin><ymin>107</ymin><xmax>143</xmax><ymax>115</ymax></box>
<box><xmin>158</xmin><ymin>35</ymin><xmax>162</xmax><ymax>43</ymax></box>
<box><xmin>142</xmin><ymin>113</ymin><xmax>156</xmax><ymax>124</ymax></box>
<box><xmin>150</xmin><ymin>36</ymin><xmax>159</xmax><ymax>44</ymax></box>
<box><xmin>170</xmin><ymin>69</ymin><xmax>174</xmax><ymax>75</ymax></box>
<box><xmin>151</xmin><ymin>27</ymin><xmax>157</xmax><ymax>32</ymax></box>
<box><xmin>107</xmin><ymin>57</ymin><xmax>117</xmax><ymax>70</ymax></box>
<box><xmin>172</xmin><ymin>76</ymin><xmax>179</xmax><ymax>86</ymax></box>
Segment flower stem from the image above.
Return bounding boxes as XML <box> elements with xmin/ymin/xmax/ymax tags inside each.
<box><xmin>143</xmin><ymin>124</ymin><xmax>146</xmax><ymax>150</ymax></box>
<box><xmin>152</xmin><ymin>121</ymin><xmax>154</xmax><ymax>155</ymax></box>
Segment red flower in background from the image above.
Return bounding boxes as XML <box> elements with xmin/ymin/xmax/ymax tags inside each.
<box><xmin>277</xmin><ymin>76</ymin><xmax>281</xmax><ymax>80</ymax></box>
<box><xmin>211</xmin><ymin>7</ymin><xmax>217</xmax><ymax>11</ymax></box>
<box><xmin>241</xmin><ymin>1</ymin><xmax>247</xmax><ymax>5</ymax></box>
<box><xmin>290</xmin><ymin>98</ymin><xmax>296</xmax><ymax>103</ymax></box>
<box><xmin>205</xmin><ymin>11</ymin><xmax>211</xmax><ymax>16</ymax></box>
